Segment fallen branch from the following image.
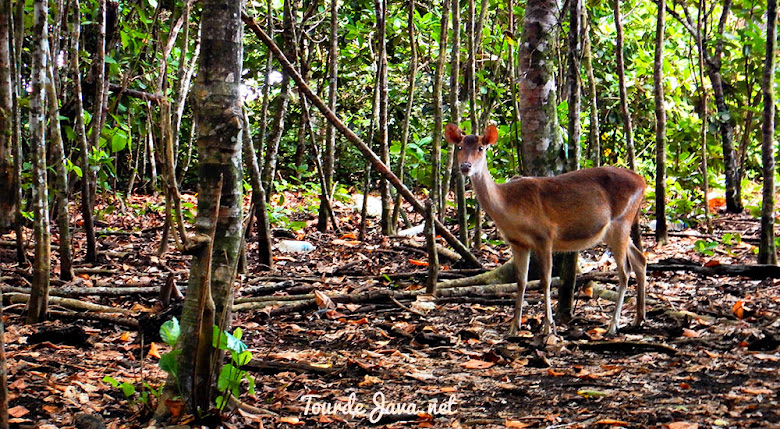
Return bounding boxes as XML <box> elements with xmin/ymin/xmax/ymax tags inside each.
<box><xmin>575</xmin><ymin>340</ymin><xmax>678</xmax><ymax>356</ymax></box>
<box><xmin>4</xmin><ymin>292</ymin><xmax>133</xmax><ymax>314</ymax></box>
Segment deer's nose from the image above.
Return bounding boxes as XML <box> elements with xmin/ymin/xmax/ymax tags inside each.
<box><xmin>459</xmin><ymin>162</ymin><xmax>472</xmax><ymax>174</ymax></box>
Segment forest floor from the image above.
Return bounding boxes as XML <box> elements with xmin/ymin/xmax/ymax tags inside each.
<box><xmin>0</xmin><ymin>191</ymin><xmax>779</xmax><ymax>429</ymax></box>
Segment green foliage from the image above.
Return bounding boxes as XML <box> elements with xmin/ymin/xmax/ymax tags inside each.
<box><xmin>212</xmin><ymin>326</ymin><xmax>256</xmax><ymax>412</ymax></box>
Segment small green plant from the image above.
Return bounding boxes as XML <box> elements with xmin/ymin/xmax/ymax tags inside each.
<box><xmin>159</xmin><ymin>317</ymin><xmax>182</xmax><ymax>379</ymax></box>
<box><xmin>212</xmin><ymin>326</ymin><xmax>256</xmax><ymax>412</ymax></box>
<box><xmin>693</xmin><ymin>239</ymin><xmax>719</xmax><ymax>256</ymax></box>
<box><xmin>102</xmin><ymin>376</ymin><xmax>163</xmax><ymax>410</ymax></box>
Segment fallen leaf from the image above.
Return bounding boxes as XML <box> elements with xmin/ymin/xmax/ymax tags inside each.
<box><xmin>595</xmin><ymin>419</ymin><xmax>629</xmax><ymax>426</ymax></box>
<box><xmin>505</xmin><ymin>420</ymin><xmax>531</xmax><ymax>428</ymax></box>
<box><xmin>732</xmin><ymin>300</ymin><xmax>745</xmax><ymax>319</ymax></box>
<box><xmin>358</xmin><ymin>375</ymin><xmax>383</xmax><ymax>386</ymax></box>
<box><xmin>547</xmin><ymin>369</ymin><xmax>566</xmax><ymax>377</ymax></box>
<box><xmin>682</xmin><ymin>329</ymin><xmax>699</xmax><ymax>338</ymax></box>
<box><xmin>147</xmin><ymin>342</ymin><xmax>162</xmax><ymax>359</ymax></box>
<box><xmin>279</xmin><ymin>416</ymin><xmax>304</xmax><ymax>425</ymax></box>
<box><xmin>8</xmin><ymin>406</ymin><xmax>29</xmax><ymax>418</ymax></box>
<box><xmin>666</xmin><ymin>422</ymin><xmax>699</xmax><ymax>429</ymax></box>
<box><xmin>462</xmin><ymin>359</ymin><xmax>494</xmax><ymax>369</ymax></box>
<box><xmin>314</xmin><ymin>290</ymin><xmax>336</xmax><ymax>310</ymax></box>
<box><xmin>120</xmin><ymin>331</ymin><xmax>132</xmax><ymax>342</ymax></box>
<box><xmin>408</xmin><ymin>259</ymin><xmax>429</xmax><ymax>267</ymax></box>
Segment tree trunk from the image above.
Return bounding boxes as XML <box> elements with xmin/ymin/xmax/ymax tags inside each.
<box><xmin>390</xmin><ymin>0</ymin><xmax>418</xmax><ymax>232</ymax></box>
<box><xmin>162</xmin><ymin>0</ymin><xmax>245</xmax><ymax>418</ymax></box>
<box><xmin>696</xmin><ymin>0</ymin><xmax>711</xmax><ymax>232</ymax></box>
<box><xmin>759</xmin><ymin>0</ymin><xmax>777</xmax><ymax>265</ymax></box>
<box><xmin>558</xmin><ymin>0</ymin><xmax>582</xmax><ymax>324</ymax></box>
<box><xmin>318</xmin><ymin>0</ymin><xmax>338</xmax><ymax>232</ymax></box>
<box><xmin>442</xmin><ymin>0</ymin><xmax>460</xmax><ymax>208</ymax></box>
<box><xmin>45</xmin><ymin>47</ymin><xmax>74</xmax><ymax>281</ymax></box>
<box><xmin>261</xmin><ymin>0</ymin><xmax>295</xmax><ymax>199</ymax></box>
<box><xmin>654</xmin><ymin>0</ymin><xmax>668</xmax><ymax>244</ymax></box>
<box><xmin>375</xmin><ymin>0</ymin><xmax>392</xmax><ymax>235</ymax></box>
<box><xmin>583</xmin><ymin>14</ymin><xmax>600</xmax><ymax>167</ymax></box>
<box><xmin>0</xmin><ymin>0</ymin><xmax>16</xmax><ymax>233</ymax></box>
<box><xmin>614</xmin><ymin>0</ymin><xmax>636</xmax><ymax>170</ymax></box>
<box><xmin>431</xmin><ymin>0</ymin><xmax>450</xmax><ymax>219</ymax></box>
<box><xmin>518</xmin><ymin>0</ymin><xmax>564</xmax><ymax>177</ymax></box>
<box><xmin>243</xmin><ymin>109</ymin><xmax>273</xmax><ymax>269</ymax></box>
<box><xmin>26</xmin><ymin>0</ymin><xmax>52</xmax><ymax>324</ymax></box>
<box><xmin>84</xmin><ymin>0</ymin><xmax>107</xmax><ymax>263</ymax></box>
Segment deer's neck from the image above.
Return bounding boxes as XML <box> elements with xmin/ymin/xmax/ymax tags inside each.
<box><xmin>470</xmin><ymin>169</ymin><xmax>504</xmax><ymax>219</ymax></box>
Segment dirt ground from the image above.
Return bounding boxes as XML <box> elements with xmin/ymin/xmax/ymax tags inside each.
<box><xmin>0</xmin><ymin>193</ymin><xmax>778</xmax><ymax>428</ymax></box>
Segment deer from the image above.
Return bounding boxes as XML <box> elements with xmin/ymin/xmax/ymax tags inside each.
<box><xmin>445</xmin><ymin>123</ymin><xmax>647</xmax><ymax>336</ymax></box>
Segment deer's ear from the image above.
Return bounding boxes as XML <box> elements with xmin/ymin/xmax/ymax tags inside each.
<box><xmin>444</xmin><ymin>124</ymin><xmax>464</xmax><ymax>144</ymax></box>
<box><xmin>483</xmin><ymin>125</ymin><xmax>498</xmax><ymax>145</ymax></box>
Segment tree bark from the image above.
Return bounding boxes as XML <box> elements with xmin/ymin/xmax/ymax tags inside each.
<box><xmin>758</xmin><ymin>0</ymin><xmax>777</xmax><ymax>265</ymax></box>
<box><xmin>26</xmin><ymin>0</ymin><xmax>52</xmax><ymax>324</ymax></box>
<box><xmin>654</xmin><ymin>0</ymin><xmax>668</xmax><ymax>243</ymax></box>
<box><xmin>518</xmin><ymin>0</ymin><xmax>564</xmax><ymax>177</ymax></box>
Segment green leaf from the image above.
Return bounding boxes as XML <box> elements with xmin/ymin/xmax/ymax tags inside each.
<box><xmin>120</xmin><ymin>382</ymin><xmax>136</xmax><ymax>398</ymax></box>
<box><xmin>159</xmin><ymin>350</ymin><xmax>181</xmax><ymax>377</ymax></box>
<box><xmin>102</xmin><ymin>375</ymin><xmax>120</xmax><ymax>388</ymax></box>
<box><xmin>160</xmin><ymin>318</ymin><xmax>180</xmax><ymax>346</ymax></box>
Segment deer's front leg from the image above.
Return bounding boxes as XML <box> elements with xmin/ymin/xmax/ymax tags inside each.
<box><xmin>509</xmin><ymin>248</ymin><xmax>531</xmax><ymax>335</ymax></box>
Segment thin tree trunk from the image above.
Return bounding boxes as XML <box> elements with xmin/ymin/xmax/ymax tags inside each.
<box><xmin>696</xmin><ymin>0</ymin><xmax>711</xmax><ymax>233</ymax></box>
<box><xmin>12</xmin><ymin>0</ymin><xmax>26</xmax><ymax>264</ymax></box>
<box><xmin>431</xmin><ymin>0</ymin><xmax>451</xmax><ymax>220</ymax></box>
<box><xmin>318</xmin><ymin>0</ymin><xmax>338</xmax><ymax>232</ymax></box>
<box><xmin>260</xmin><ymin>0</ymin><xmax>294</xmax><ymax>199</ymax></box>
<box><xmin>0</xmin><ymin>0</ymin><xmax>15</xmax><ymax>235</ymax></box>
<box><xmin>45</xmin><ymin>47</ymin><xmax>74</xmax><ymax>281</ymax></box>
<box><xmin>583</xmin><ymin>14</ymin><xmax>600</xmax><ymax>167</ymax></box>
<box><xmin>614</xmin><ymin>0</ymin><xmax>635</xmax><ymax>170</ymax></box>
<box><xmin>654</xmin><ymin>0</ymin><xmax>668</xmax><ymax>244</ymax></box>
<box><xmin>442</xmin><ymin>0</ymin><xmax>460</xmax><ymax>209</ymax></box>
<box><xmin>26</xmin><ymin>0</ymin><xmax>52</xmax><ymax>324</ymax></box>
<box><xmin>558</xmin><ymin>0</ymin><xmax>582</xmax><ymax>323</ymax></box>
<box><xmin>758</xmin><ymin>0</ymin><xmax>777</xmax><ymax>265</ymax></box>
<box><xmin>375</xmin><ymin>0</ymin><xmax>392</xmax><ymax>235</ymax></box>
<box><xmin>242</xmin><ymin>109</ymin><xmax>273</xmax><ymax>269</ymax></box>
<box><xmin>459</xmin><ymin>0</ymin><xmax>476</xmax><ymax>248</ymax></box>
<box><xmin>70</xmin><ymin>0</ymin><xmax>95</xmax><ymax>264</ymax></box>
<box><xmin>390</xmin><ymin>0</ymin><xmax>418</xmax><ymax>231</ymax></box>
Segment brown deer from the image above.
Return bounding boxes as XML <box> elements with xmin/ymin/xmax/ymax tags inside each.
<box><xmin>445</xmin><ymin>123</ymin><xmax>647</xmax><ymax>335</ymax></box>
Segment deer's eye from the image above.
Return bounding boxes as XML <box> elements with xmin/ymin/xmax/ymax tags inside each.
<box><xmin>478</xmin><ymin>146</ymin><xmax>484</xmax><ymax>152</ymax></box>
<box><xmin>457</xmin><ymin>146</ymin><xmax>462</xmax><ymax>150</ymax></box>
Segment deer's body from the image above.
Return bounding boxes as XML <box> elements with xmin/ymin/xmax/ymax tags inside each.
<box><xmin>446</xmin><ymin>124</ymin><xmax>647</xmax><ymax>335</ymax></box>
